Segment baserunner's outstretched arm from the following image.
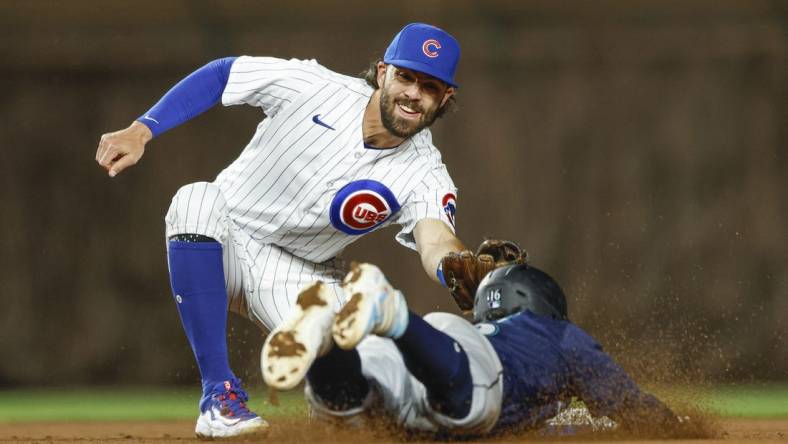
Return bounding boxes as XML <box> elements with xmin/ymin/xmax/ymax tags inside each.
<box><xmin>562</xmin><ymin>325</ymin><xmax>679</xmax><ymax>430</ymax></box>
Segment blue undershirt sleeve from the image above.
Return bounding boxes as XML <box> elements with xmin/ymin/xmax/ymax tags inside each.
<box><xmin>136</xmin><ymin>57</ymin><xmax>238</xmax><ymax>138</ymax></box>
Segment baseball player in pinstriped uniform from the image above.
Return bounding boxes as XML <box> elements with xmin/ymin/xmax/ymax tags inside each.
<box><xmin>96</xmin><ymin>23</ymin><xmax>469</xmax><ymax>438</ymax></box>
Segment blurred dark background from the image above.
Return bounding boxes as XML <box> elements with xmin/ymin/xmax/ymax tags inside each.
<box><xmin>0</xmin><ymin>0</ymin><xmax>785</xmax><ymax>387</ymax></box>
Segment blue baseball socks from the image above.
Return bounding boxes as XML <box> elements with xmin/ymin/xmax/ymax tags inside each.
<box><xmin>167</xmin><ymin>236</ymin><xmax>235</xmax><ymax>395</ymax></box>
<box><xmin>394</xmin><ymin>312</ymin><xmax>473</xmax><ymax>418</ymax></box>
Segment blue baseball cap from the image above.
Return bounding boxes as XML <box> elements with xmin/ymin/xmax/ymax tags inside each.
<box><xmin>383</xmin><ymin>23</ymin><xmax>460</xmax><ymax>88</ymax></box>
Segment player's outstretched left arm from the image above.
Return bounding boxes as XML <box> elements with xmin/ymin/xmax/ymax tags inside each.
<box><xmin>413</xmin><ymin>220</ymin><xmax>499</xmax><ymax>311</ymax></box>
<box><xmin>413</xmin><ymin>218</ymin><xmax>465</xmax><ymax>284</ymax></box>
<box><xmin>413</xmin><ymin>219</ymin><xmax>528</xmax><ymax>311</ymax></box>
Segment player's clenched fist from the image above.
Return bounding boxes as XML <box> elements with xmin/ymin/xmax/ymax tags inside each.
<box><xmin>96</xmin><ymin>121</ymin><xmax>152</xmax><ymax>177</ymax></box>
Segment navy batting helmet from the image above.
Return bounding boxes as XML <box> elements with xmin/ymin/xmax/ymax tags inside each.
<box><xmin>473</xmin><ymin>264</ymin><xmax>569</xmax><ymax>323</ymax></box>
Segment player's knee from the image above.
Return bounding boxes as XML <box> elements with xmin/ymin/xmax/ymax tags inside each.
<box><xmin>423</xmin><ymin>312</ymin><xmax>464</xmax><ymax>330</ymax></box>
<box><xmin>170</xmin><ymin>182</ymin><xmax>226</xmax><ymax>210</ymax></box>
<box><xmin>165</xmin><ymin>182</ymin><xmax>228</xmax><ymax>240</ymax></box>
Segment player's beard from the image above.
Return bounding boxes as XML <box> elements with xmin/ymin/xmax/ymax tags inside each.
<box><xmin>379</xmin><ymin>88</ymin><xmax>440</xmax><ymax>139</ymax></box>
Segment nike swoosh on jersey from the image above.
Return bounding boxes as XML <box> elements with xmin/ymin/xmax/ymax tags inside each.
<box><xmin>311</xmin><ymin>114</ymin><xmax>335</xmax><ymax>130</ymax></box>
<box><xmin>143</xmin><ymin>115</ymin><xmax>160</xmax><ymax>124</ymax></box>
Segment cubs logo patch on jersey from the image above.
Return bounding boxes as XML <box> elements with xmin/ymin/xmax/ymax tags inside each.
<box><xmin>442</xmin><ymin>192</ymin><xmax>457</xmax><ymax>228</ymax></box>
<box><xmin>330</xmin><ymin>180</ymin><xmax>401</xmax><ymax>235</ymax></box>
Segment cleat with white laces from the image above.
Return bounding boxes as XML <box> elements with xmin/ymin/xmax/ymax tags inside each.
<box><xmin>261</xmin><ymin>281</ymin><xmax>335</xmax><ymax>390</ymax></box>
<box><xmin>332</xmin><ymin>262</ymin><xmax>409</xmax><ymax>350</ymax></box>
<box><xmin>195</xmin><ymin>379</ymin><xmax>269</xmax><ymax>439</ymax></box>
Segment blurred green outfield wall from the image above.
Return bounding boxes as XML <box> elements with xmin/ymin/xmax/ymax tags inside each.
<box><xmin>0</xmin><ymin>0</ymin><xmax>785</xmax><ymax>385</ymax></box>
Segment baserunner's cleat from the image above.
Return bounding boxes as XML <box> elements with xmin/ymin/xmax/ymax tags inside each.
<box><xmin>262</xmin><ymin>281</ymin><xmax>335</xmax><ymax>390</ymax></box>
<box><xmin>333</xmin><ymin>262</ymin><xmax>409</xmax><ymax>350</ymax></box>
<box><xmin>195</xmin><ymin>378</ymin><xmax>269</xmax><ymax>439</ymax></box>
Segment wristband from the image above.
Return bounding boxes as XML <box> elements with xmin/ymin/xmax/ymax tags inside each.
<box><xmin>436</xmin><ymin>262</ymin><xmax>447</xmax><ymax>287</ymax></box>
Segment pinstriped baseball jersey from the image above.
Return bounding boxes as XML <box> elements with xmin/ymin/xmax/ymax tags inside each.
<box><xmin>214</xmin><ymin>56</ymin><xmax>457</xmax><ymax>263</ymax></box>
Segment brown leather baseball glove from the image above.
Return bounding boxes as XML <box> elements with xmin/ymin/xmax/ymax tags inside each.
<box><xmin>440</xmin><ymin>239</ymin><xmax>527</xmax><ymax>312</ymax></box>
<box><xmin>476</xmin><ymin>239</ymin><xmax>528</xmax><ymax>266</ymax></box>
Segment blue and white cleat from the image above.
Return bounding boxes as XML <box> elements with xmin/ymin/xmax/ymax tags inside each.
<box><xmin>195</xmin><ymin>379</ymin><xmax>269</xmax><ymax>439</ymax></box>
<box><xmin>332</xmin><ymin>262</ymin><xmax>409</xmax><ymax>350</ymax></box>
<box><xmin>262</xmin><ymin>281</ymin><xmax>335</xmax><ymax>390</ymax></box>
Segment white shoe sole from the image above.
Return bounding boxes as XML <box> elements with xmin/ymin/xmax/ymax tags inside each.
<box><xmin>195</xmin><ymin>410</ymin><xmax>269</xmax><ymax>439</ymax></box>
<box><xmin>332</xmin><ymin>291</ymin><xmax>373</xmax><ymax>350</ymax></box>
<box><xmin>333</xmin><ymin>263</ymin><xmax>405</xmax><ymax>350</ymax></box>
<box><xmin>261</xmin><ymin>281</ymin><xmax>334</xmax><ymax>390</ymax></box>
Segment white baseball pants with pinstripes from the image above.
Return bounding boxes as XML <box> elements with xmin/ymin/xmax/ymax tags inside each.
<box><xmin>165</xmin><ymin>182</ymin><xmax>348</xmax><ymax>331</ymax></box>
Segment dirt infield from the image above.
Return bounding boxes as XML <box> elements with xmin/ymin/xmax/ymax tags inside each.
<box><xmin>0</xmin><ymin>418</ymin><xmax>785</xmax><ymax>443</ymax></box>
